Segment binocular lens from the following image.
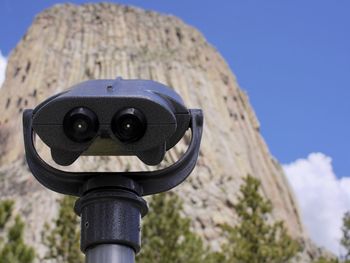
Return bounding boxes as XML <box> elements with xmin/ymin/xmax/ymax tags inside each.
<box><xmin>63</xmin><ymin>107</ymin><xmax>99</xmax><ymax>142</ymax></box>
<box><xmin>112</xmin><ymin>108</ymin><xmax>146</xmax><ymax>143</ymax></box>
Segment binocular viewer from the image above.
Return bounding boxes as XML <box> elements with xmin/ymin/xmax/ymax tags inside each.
<box><xmin>31</xmin><ymin>78</ymin><xmax>192</xmax><ymax>166</ymax></box>
<box><xmin>23</xmin><ymin>78</ymin><xmax>203</xmax><ymax>196</ymax></box>
<box><xmin>23</xmin><ymin>78</ymin><xmax>203</xmax><ymax>260</ymax></box>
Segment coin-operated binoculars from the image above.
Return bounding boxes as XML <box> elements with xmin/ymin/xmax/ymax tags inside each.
<box><xmin>23</xmin><ymin>78</ymin><xmax>203</xmax><ymax>263</ymax></box>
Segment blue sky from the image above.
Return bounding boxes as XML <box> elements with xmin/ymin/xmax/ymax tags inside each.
<box><xmin>1</xmin><ymin>0</ymin><xmax>348</xmax><ymax>178</ymax></box>
<box><xmin>0</xmin><ymin>0</ymin><xmax>349</xmax><ymax>254</ymax></box>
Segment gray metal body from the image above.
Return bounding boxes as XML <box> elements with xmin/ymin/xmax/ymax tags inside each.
<box><xmin>32</xmin><ymin>78</ymin><xmax>190</xmax><ymax>166</ymax></box>
<box><xmin>86</xmin><ymin>244</ymin><xmax>135</xmax><ymax>263</ymax></box>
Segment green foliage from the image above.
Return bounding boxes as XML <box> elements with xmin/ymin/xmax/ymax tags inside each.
<box><xmin>342</xmin><ymin>212</ymin><xmax>350</xmax><ymax>261</ymax></box>
<box><xmin>313</xmin><ymin>257</ymin><xmax>340</xmax><ymax>263</ymax></box>
<box><xmin>43</xmin><ymin>196</ymin><xmax>84</xmax><ymax>263</ymax></box>
<box><xmin>0</xmin><ymin>200</ymin><xmax>35</xmax><ymax>263</ymax></box>
<box><xmin>138</xmin><ymin>192</ymin><xmax>222</xmax><ymax>263</ymax></box>
<box><xmin>220</xmin><ymin>175</ymin><xmax>301</xmax><ymax>263</ymax></box>
<box><xmin>0</xmin><ymin>200</ymin><xmax>14</xmax><ymax>228</ymax></box>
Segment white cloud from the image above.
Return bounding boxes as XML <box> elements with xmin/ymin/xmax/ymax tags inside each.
<box><xmin>283</xmin><ymin>153</ymin><xmax>350</xmax><ymax>256</ymax></box>
<box><xmin>0</xmin><ymin>50</ymin><xmax>7</xmax><ymax>88</ymax></box>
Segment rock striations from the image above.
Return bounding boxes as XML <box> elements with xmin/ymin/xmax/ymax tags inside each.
<box><xmin>0</xmin><ymin>3</ymin><xmax>319</xmax><ymax>261</ymax></box>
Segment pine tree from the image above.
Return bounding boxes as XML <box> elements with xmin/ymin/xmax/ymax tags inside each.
<box><xmin>313</xmin><ymin>257</ymin><xmax>340</xmax><ymax>263</ymax></box>
<box><xmin>341</xmin><ymin>212</ymin><xmax>350</xmax><ymax>261</ymax></box>
<box><xmin>43</xmin><ymin>196</ymin><xmax>84</xmax><ymax>263</ymax></box>
<box><xmin>221</xmin><ymin>175</ymin><xmax>301</xmax><ymax>263</ymax></box>
<box><xmin>0</xmin><ymin>200</ymin><xmax>35</xmax><ymax>263</ymax></box>
<box><xmin>138</xmin><ymin>192</ymin><xmax>222</xmax><ymax>263</ymax></box>
<box><xmin>0</xmin><ymin>200</ymin><xmax>13</xmax><ymax>228</ymax></box>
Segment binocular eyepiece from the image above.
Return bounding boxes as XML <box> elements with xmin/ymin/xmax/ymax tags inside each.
<box><xmin>63</xmin><ymin>106</ymin><xmax>147</xmax><ymax>144</ymax></box>
<box><xmin>111</xmin><ymin>108</ymin><xmax>147</xmax><ymax>143</ymax></box>
<box><xmin>63</xmin><ymin>107</ymin><xmax>99</xmax><ymax>143</ymax></box>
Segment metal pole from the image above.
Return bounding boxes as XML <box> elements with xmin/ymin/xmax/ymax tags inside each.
<box><xmin>75</xmin><ymin>187</ymin><xmax>147</xmax><ymax>263</ymax></box>
<box><xmin>86</xmin><ymin>244</ymin><xmax>135</xmax><ymax>263</ymax></box>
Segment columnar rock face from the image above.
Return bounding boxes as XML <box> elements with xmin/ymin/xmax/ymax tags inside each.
<box><xmin>0</xmin><ymin>2</ymin><xmax>313</xmax><ymax>260</ymax></box>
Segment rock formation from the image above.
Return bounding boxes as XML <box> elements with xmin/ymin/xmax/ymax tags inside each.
<box><xmin>0</xmin><ymin>3</ymin><xmax>320</xmax><ymax>261</ymax></box>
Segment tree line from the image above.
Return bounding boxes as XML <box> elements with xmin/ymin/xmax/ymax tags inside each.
<box><xmin>1</xmin><ymin>175</ymin><xmax>349</xmax><ymax>262</ymax></box>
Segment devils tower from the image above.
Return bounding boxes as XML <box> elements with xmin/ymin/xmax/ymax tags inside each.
<box><xmin>0</xmin><ymin>3</ymin><xmax>322</xmax><ymax>261</ymax></box>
